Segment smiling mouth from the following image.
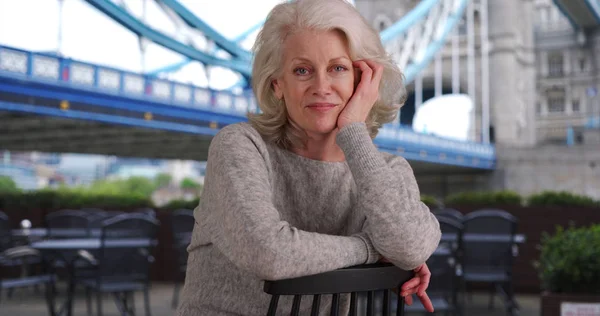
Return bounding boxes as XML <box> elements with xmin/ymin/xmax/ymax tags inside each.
<box><xmin>306</xmin><ymin>103</ymin><xmax>337</xmax><ymax>113</ymax></box>
<box><xmin>306</xmin><ymin>103</ymin><xmax>336</xmax><ymax>108</ymax></box>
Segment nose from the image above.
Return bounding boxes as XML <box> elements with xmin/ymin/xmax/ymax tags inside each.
<box><xmin>311</xmin><ymin>71</ymin><xmax>332</xmax><ymax>97</ymax></box>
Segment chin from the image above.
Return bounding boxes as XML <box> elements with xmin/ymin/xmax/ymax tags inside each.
<box><xmin>307</xmin><ymin>122</ymin><xmax>338</xmax><ymax>135</ymax></box>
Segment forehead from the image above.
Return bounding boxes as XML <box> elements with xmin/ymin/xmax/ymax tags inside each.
<box><xmin>282</xmin><ymin>29</ymin><xmax>350</xmax><ymax>61</ymax></box>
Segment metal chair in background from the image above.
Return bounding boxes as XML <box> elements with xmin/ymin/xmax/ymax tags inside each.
<box><xmin>460</xmin><ymin>209</ymin><xmax>519</xmax><ymax>316</ymax></box>
<box><xmin>169</xmin><ymin>209</ymin><xmax>195</xmax><ymax>309</ymax></box>
<box><xmin>77</xmin><ymin>213</ymin><xmax>160</xmax><ymax>316</ymax></box>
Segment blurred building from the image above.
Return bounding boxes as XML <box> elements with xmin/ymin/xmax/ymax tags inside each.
<box><xmin>533</xmin><ymin>0</ymin><xmax>600</xmax><ymax>146</ymax></box>
<box><xmin>356</xmin><ymin>0</ymin><xmax>600</xmax><ymax>198</ymax></box>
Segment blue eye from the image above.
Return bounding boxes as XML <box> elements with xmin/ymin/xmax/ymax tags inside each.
<box><xmin>294</xmin><ymin>67</ymin><xmax>309</xmax><ymax>75</ymax></box>
<box><xmin>333</xmin><ymin>65</ymin><xmax>348</xmax><ymax>72</ymax></box>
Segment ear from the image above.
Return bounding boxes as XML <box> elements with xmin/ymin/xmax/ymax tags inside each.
<box><xmin>272</xmin><ymin>79</ymin><xmax>284</xmax><ymax>100</ymax></box>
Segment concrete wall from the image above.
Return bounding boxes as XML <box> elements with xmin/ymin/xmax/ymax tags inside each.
<box><xmin>416</xmin><ymin>143</ymin><xmax>600</xmax><ymax>201</ymax></box>
<box><xmin>493</xmin><ymin>143</ymin><xmax>600</xmax><ymax>199</ymax></box>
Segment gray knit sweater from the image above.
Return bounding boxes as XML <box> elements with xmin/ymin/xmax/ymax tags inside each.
<box><xmin>176</xmin><ymin>122</ymin><xmax>441</xmax><ymax>316</ymax></box>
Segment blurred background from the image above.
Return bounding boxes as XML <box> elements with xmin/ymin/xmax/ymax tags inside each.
<box><xmin>0</xmin><ymin>0</ymin><xmax>599</xmax><ymax>315</ymax></box>
<box><xmin>0</xmin><ymin>0</ymin><xmax>598</xmax><ymax>204</ymax></box>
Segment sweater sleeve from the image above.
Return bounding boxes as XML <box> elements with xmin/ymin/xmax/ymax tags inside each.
<box><xmin>200</xmin><ymin>124</ymin><xmax>379</xmax><ymax>281</ymax></box>
<box><xmin>336</xmin><ymin>122</ymin><xmax>442</xmax><ymax>270</ymax></box>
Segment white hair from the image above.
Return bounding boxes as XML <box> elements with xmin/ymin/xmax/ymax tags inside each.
<box><xmin>248</xmin><ymin>0</ymin><xmax>406</xmax><ymax>149</ymax></box>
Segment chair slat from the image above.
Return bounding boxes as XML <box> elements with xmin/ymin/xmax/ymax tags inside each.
<box><xmin>367</xmin><ymin>291</ymin><xmax>374</xmax><ymax>316</ymax></box>
<box><xmin>267</xmin><ymin>295</ymin><xmax>279</xmax><ymax>316</ymax></box>
<box><xmin>291</xmin><ymin>295</ymin><xmax>302</xmax><ymax>316</ymax></box>
<box><xmin>349</xmin><ymin>292</ymin><xmax>357</xmax><ymax>316</ymax></box>
<box><xmin>396</xmin><ymin>291</ymin><xmax>404</xmax><ymax>316</ymax></box>
<box><xmin>383</xmin><ymin>289</ymin><xmax>390</xmax><ymax>316</ymax></box>
<box><xmin>330</xmin><ymin>293</ymin><xmax>339</xmax><ymax>316</ymax></box>
<box><xmin>310</xmin><ymin>294</ymin><xmax>321</xmax><ymax>316</ymax></box>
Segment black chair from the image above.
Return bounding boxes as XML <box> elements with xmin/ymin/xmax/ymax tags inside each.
<box><xmin>263</xmin><ymin>262</ymin><xmax>413</xmax><ymax>316</ymax></box>
<box><xmin>1</xmin><ymin>211</ymin><xmax>54</xmax><ymax>308</ymax></box>
<box><xmin>0</xmin><ymin>210</ymin><xmax>41</xmax><ymax>266</ymax></box>
<box><xmin>433</xmin><ymin>208</ymin><xmax>464</xmax><ymax>222</ymax></box>
<box><xmin>437</xmin><ymin>216</ymin><xmax>464</xmax><ymax>257</ymax></box>
<box><xmin>405</xmin><ymin>251</ymin><xmax>459</xmax><ymax>316</ymax></box>
<box><xmin>45</xmin><ymin>210</ymin><xmax>92</xmax><ymax>238</ymax></box>
<box><xmin>135</xmin><ymin>208</ymin><xmax>157</xmax><ymax>218</ymax></box>
<box><xmin>0</xmin><ymin>245</ymin><xmax>56</xmax><ymax>311</ymax></box>
<box><xmin>0</xmin><ymin>211</ymin><xmax>14</xmax><ymax>253</ymax></box>
<box><xmin>80</xmin><ymin>208</ymin><xmax>108</xmax><ymax>221</ymax></box>
<box><xmin>77</xmin><ymin>213</ymin><xmax>159</xmax><ymax>316</ymax></box>
<box><xmin>170</xmin><ymin>209</ymin><xmax>195</xmax><ymax>309</ymax></box>
<box><xmin>87</xmin><ymin>211</ymin><xmax>127</xmax><ymax>228</ymax></box>
<box><xmin>460</xmin><ymin>209</ymin><xmax>518</xmax><ymax>316</ymax></box>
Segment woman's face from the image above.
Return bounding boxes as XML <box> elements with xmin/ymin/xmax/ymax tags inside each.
<box><xmin>272</xmin><ymin>29</ymin><xmax>355</xmax><ymax>137</ymax></box>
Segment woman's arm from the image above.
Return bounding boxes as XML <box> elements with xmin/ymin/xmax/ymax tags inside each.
<box><xmin>201</xmin><ymin>124</ymin><xmax>379</xmax><ymax>281</ymax></box>
<box><xmin>336</xmin><ymin>122</ymin><xmax>441</xmax><ymax>270</ymax></box>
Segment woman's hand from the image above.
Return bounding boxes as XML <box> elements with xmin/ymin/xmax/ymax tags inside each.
<box><xmin>400</xmin><ymin>263</ymin><xmax>434</xmax><ymax>312</ymax></box>
<box><xmin>380</xmin><ymin>258</ymin><xmax>434</xmax><ymax>312</ymax></box>
<box><xmin>336</xmin><ymin>60</ymin><xmax>383</xmax><ymax>129</ymax></box>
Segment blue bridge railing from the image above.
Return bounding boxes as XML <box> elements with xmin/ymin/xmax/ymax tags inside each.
<box><xmin>0</xmin><ymin>44</ymin><xmax>495</xmax><ymax>169</ymax></box>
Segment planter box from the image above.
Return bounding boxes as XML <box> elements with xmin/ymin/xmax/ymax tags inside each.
<box><xmin>446</xmin><ymin>205</ymin><xmax>600</xmax><ymax>293</ymax></box>
<box><xmin>541</xmin><ymin>292</ymin><xmax>600</xmax><ymax>316</ymax></box>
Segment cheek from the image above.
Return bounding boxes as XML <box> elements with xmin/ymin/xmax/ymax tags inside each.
<box><xmin>333</xmin><ymin>77</ymin><xmax>355</xmax><ymax>100</ymax></box>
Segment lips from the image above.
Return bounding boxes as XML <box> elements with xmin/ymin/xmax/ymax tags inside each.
<box><xmin>306</xmin><ymin>103</ymin><xmax>336</xmax><ymax>109</ymax></box>
<box><xmin>306</xmin><ymin>103</ymin><xmax>337</xmax><ymax>113</ymax></box>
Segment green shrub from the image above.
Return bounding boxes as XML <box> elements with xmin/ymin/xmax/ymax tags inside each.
<box><xmin>420</xmin><ymin>195</ymin><xmax>441</xmax><ymax>209</ymax></box>
<box><xmin>527</xmin><ymin>191</ymin><xmax>600</xmax><ymax>208</ymax></box>
<box><xmin>0</xmin><ymin>190</ymin><xmax>152</xmax><ymax>210</ymax></box>
<box><xmin>445</xmin><ymin>190</ymin><xmax>522</xmax><ymax>206</ymax></box>
<box><xmin>161</xmin><ymin>198</ymin><xmax>200</xmax><ymax>211</ymax></box>
<box><xmin>0</xmin><ymin>176</ymin><xmax>19</xmax><ymax>193</ymax></box>
<box><xmin>180</xmin><ymin>178</ymin><xmax>202</xmax><ymax>190</ymax></box>
<box><xmin>536</xmin><ymin>224</ymin><xmax>600</xmax><ymax>294</ymax></box>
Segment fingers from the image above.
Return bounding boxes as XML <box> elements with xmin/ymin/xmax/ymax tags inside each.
<box><xmin>352</xmin><ymin>60</ymin><xmax>372</xmax><ymax>91</ymax></box>
<box><xmin>402</xmin><ymin>292</ymin><xmax>434</xmax><ymax>312</ymax></box>
<box><xmin>418</xmin><ymin>291</ymin><xmax>435</xmax><ymax>313</ymax></box>
<box><xmin>400</xmin><ymin>277</ymin><xmax>421</xmax><ymax>292</ymax></box>
<box><xmin>404</xmin><ymin>294</ymin><xmax>413</xmax><ymax>306</ymax></box>
<box><xmin>416</xmin><ymin>264</ymin><xmax>431</xmax><ymax>295</ymax></box>
<box><xmin>353</xmin><ymin>60</ymin><xmax>383</xmax><ymax>84</ymax></box>
<box><xmin>362</xmin><ymin>59</ymin><xmax>384</xmax><ymax>85</ymax></box>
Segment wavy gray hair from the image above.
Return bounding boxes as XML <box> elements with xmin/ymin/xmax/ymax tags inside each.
<box><xmin>248</xmin><ymin>0</ymin><xmax>406</xmax><ymax>149</ymax></box>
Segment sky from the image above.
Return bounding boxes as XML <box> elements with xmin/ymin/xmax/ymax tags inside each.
<box><xmin>0</xmin><ymin>0</ymin><xmax>285</xmax><ymax>89</ymax></box>
<box><xmin>0</xmin><ymin>0</ymin><xmax>471</xmax><ymax>141</ymax></box>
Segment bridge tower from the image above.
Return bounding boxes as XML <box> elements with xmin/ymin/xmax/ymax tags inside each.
<box><xmin>355</xmin><ymin>0</ymin><xmax>538</xmax><ymax>147</ymax></box>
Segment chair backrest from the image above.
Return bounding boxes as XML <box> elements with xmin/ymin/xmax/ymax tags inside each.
<box><xmin>263</xmin><ymin>263</ymin><xmax>413</xmax><ymax>316</ymax></box>
<box><xmin>170</xmin><ymin>209</ymin><xmax>195</xmax><ymax>274</ymax></box>
<box><xmin>134</xmin><ymin>207</ymin><xmax>156</xmax><ymax>218</ymax></box>
<box><xmin>45</xmin><ymin>210</ymin><xmax>91</xmax><ymax>238</ymax></box>
<box><xmin>432</xmin><ymin>208</ymin><xmax>463</xmax><ymax>222</ymax></box>
<box><xmin>425</xmin><ymin>249</ymin><xmax>457</xmax><ymax>302</ymax></box>
<box><xmin>461</xmin><ymin>209</ymin><xmax>518</xmax><ymax>273</ymax></box>
<box><xmin>95</xmin><ymin>213</ymin><xmax>160</xmax><ymax>283</ymax></box>
<box><xmin>79</xmin><ymin>208</ymin><xmax>106</xmax><ymax>218</ymax></box>
<box><xmin>0</xmin><ymin>211</ymin><xmax>14</xmax><ymax>252</ymax></box>
<box><xmin>436</xmin><ymin>216</ymin><xmax>463</xmax><ymax>256</ymax></box>
<box><xmin>87</xmin><ymin>210</ymin><xmax>126</xmax><ymax>228</ymax></box>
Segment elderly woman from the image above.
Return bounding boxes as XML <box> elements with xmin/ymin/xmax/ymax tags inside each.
<box><xmin>176</xmin><ymin>0</ymin><xmax>441</xmax><ymax>315</ymax></box>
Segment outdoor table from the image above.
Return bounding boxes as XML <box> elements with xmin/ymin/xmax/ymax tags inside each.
<box><xmin>30</xmin><ymin>238</ymin><xmax>156</xmax><ymax>316</ymax></box>
<box><xmin>12</xmin><ymin>228</ymin><xmax>102</xmax><ymax>238</ymax></box>
<box><xmin>441</xmin><ymin>233</ymin><xmax>526</xmax><ymax>243</ymax></box>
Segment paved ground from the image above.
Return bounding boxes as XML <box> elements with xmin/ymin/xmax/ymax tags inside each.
<box><xmin>1</xmin><ymin>282</ymin><xmax>540</xmax><ymax>316</ymax></box>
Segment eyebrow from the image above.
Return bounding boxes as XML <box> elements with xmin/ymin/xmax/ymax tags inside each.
<box><xmin>291</xmin><ymin>56</ymin><xmax>351</xmax><ymax>63</ymax></box>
